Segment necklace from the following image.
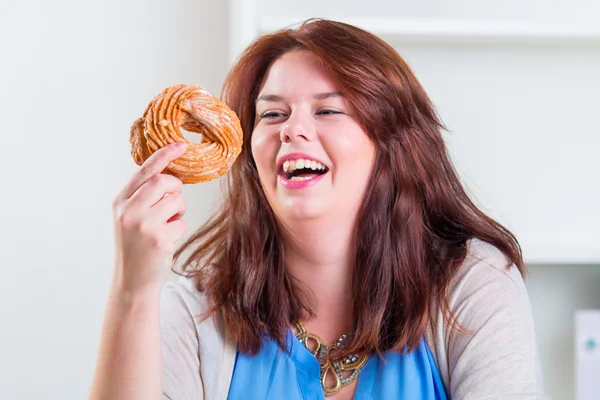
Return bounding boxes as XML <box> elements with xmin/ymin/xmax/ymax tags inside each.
<box><xmin>294</xmin><ymin>321</ymin><xmax>369</xmax><ymax>396</ymax></box>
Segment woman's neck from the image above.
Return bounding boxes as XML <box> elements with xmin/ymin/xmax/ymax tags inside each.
<box><xmin>281</xmin><ymin>216</ymin><xmax>356</xmax><ymax>344</ymax></box>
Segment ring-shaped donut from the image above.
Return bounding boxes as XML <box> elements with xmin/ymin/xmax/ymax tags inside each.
<box><xmin>130</xmin><ymin>84</ymin><xmax>243</xmax><ymax>184</ymax></box>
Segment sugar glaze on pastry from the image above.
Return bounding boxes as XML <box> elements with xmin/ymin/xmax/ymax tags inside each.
<box><xmin>130</xmin><ymin>84</ymin><xmax>243</xmax><ymax>184</ymax></box>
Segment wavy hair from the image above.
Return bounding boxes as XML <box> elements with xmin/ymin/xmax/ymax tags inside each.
<box><xmin>173</xmin><ymin>18</ymin><xmax>525</xmax><ymax>357</ymax></box>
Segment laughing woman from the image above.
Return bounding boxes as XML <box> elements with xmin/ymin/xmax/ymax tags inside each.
<box><xmin>90</xmin><ymin>19</ymin><xmax>547</xmax><ymax>400</ymax></box>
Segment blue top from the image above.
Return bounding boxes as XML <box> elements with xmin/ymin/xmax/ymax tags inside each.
<box><xmin>227</xmin><ymin>330</ymin><xmax>447</xmax><ymax>399</ymax></box>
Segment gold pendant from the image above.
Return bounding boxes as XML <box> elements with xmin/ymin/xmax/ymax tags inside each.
<box><xmin>295</xmin><ymin>321</ymin><xmax>369</xmax><ymax>397</ymax></box>
<box><xmin>321</xmin><ymin>359</ymin><xmax>341</xmax><ymax>395</ymax></box>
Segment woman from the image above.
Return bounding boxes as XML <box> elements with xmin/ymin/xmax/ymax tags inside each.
<box><xmin>90</xmin><ymin>19</ymin><xmax>547</xmax><ymax>400</ymax></box>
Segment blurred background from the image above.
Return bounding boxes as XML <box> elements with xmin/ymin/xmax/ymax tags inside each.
<box><xmin>1</xmin><ymin>0</ymin><xmax>598</xmax><ymax>399</ymax></box>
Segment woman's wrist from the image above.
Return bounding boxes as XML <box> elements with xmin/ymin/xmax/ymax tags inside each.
<box><xmin>108</xmin><ymin>279</ymin><xmax>162</xmax><ymax>312</ymax></box>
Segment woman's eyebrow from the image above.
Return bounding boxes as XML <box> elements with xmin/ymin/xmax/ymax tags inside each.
<box><xmin>255</xmin><ymin>92</ymin><xmax>344</xmax><ymax>104</ymax></box>
<box><xmin>256</xmin><ymin>94</ymin><xmax>283</xmax><ymax>103</ymax></box>
<box><xmin>313</xmin><ymin>91</ymin><xmax>344</xmax><ymax>100</ymax></box>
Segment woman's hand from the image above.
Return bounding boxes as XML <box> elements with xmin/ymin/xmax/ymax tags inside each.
<box><xmin>111</xmin><ymin>141</ymin><xmax>189</xmax><ymax>295</ymax></box>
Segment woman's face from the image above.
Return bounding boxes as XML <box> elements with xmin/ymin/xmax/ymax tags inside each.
<box><xmin>251</xmin><ymin>50</ymin><xmax>376</xmax><ymax>223</ymax></box>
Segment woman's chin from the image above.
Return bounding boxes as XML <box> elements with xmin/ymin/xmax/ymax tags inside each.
<box><xmin>278</xmin><ymin>200</ymin><xmax>327</xmax><ymax>221</ymax></box>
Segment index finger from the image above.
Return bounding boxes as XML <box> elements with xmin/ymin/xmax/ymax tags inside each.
<box><xmin>120</xmin><ymin>142</ymin><xmax>188</xmax><ymax>201</ymax></box>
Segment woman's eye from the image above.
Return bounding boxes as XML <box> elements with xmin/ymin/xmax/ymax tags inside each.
<box><xmin>317</xmin><ymin>109</ymin><xmax>343</xmax><ymax>115</ymax></box>
<box><xmin>259</xmin><ymin>111</ymin><xmax>285</xmax><ymax>119</ymax></box>
<box><xmin>258</xmin><ymin>109</ymin><xmax>343</xmax><ymax>119</ymax></box>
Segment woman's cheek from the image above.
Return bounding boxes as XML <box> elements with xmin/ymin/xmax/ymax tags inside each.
<box><xmin>251</xmin><ymin>130</ymin><xmax>269</xmax><ymax>163</ymax></box>
<box><xmin>251</xmin><ymin>128</ymin><xmax>279</xmax><ymax>183</ymax></box>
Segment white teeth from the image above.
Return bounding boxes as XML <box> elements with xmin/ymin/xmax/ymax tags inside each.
<box><xmin>281</xmin><ymin>158</ymin><xmax>327</xmax><ymax>173</ymax></box>
<box><xmin>290</xmin><ymin>176</ymin><xmax>313</xmax><ymax>181</ymax></box>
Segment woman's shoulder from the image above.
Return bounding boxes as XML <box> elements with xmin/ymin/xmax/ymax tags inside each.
<box><xmin>448</xmin><ymin>237</ymin><xmax>525</xmax><ymax>299</ymax></box>
<box><xmin>161</xmin><ymin>273</ymin><xmax>212</xmax><ymax>317</ymax></box>
<box><xmin>425</xmin><ymin>237</ymin><xmax>529</xmax><ymax>345</ymax></box>
<box><xmin>160</xmin><ymin>273</ymin><xmax>229</xmax><ymax>346</ymax></box>
<box><xmin>160</xmin><ymin>274</ymin><xmax>235</xmax><ymax>400</ymax></box>
<box><xmin>425</xmin><ymin>238</ymin><xmax>546</xmax><ymax>398</ymax></box>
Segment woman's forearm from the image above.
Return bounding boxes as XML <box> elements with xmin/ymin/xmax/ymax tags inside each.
<box><xmin>89</xmin><ymin>284</ymin><xmax>162</xmax><ymax>400</ymax></box>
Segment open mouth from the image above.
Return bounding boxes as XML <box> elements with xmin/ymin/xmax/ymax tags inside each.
<box><xmin>279</xmin><ymin>160</ymin><xmax>329</xmax><ymax>182</ymax></box>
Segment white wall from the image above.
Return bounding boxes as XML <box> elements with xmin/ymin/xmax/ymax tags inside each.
<box><xmin>393</xmin><ymin>44</ymin><xmax>600</xmax><ymax>264</ymax></box>
<box><xmin>0</xmin><ymin>1</ymin><xmax>229</xmax><ymax>398</ymax></box>
<box><xmin>2</xmin><ymin>1</ymin><xmax>599</xmax><ymax>399</ymax></box>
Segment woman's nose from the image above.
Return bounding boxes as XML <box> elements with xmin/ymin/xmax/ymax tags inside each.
<box><xmin>279</xmin><ymin>113</ymin><xmax>315</xmax><ymax>143</ymax></box>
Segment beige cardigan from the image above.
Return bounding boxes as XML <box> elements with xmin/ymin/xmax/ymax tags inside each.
<box><xmin>159</xmin><ymin>239</ymin><xmax>548</xmax><ymax>399</ymax></box>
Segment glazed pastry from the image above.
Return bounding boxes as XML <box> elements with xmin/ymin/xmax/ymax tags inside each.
<box><xmin>130</xmin><ymin>84</ymin><xmax>243</xmax><ymax>184</ymax></box>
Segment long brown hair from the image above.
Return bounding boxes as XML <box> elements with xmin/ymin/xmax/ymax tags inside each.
<box><xmin>173</xmin><ymin>18</ymin><xmax>525</xmax><ymax>357</ymax></box>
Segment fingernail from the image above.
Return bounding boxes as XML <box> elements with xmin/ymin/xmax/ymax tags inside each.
<box><xmin>174</xmin><ymin>142</ymin><xmax>187</xmax><ymax>150</ymax></box>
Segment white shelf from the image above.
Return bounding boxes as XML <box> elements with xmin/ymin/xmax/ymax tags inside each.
<box><xmin>260</xmin><ymin>16</ymin><xmax>600</xmax><ymax>44</ymax></box>
<box><xmin>524</xmin><ymin>247</ymin><xmax>600</xmax><ymax>266</ymax></box>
